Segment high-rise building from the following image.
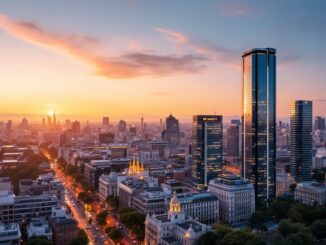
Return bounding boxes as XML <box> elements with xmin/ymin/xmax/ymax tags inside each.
<box><xmin>71</xmin><ymin>120</ymin><xmax>80</xmax><ymax>134</ymax></box>
<box><xmin>192</xmin><ymin>115</ymin><xmax>223</xmax><ymax>187</ymax></box>
<box><xmin>290</xmin><ymin>100</ymin><xmax>313</xmax><ymax>182</ymax></box>
<box><xmin>118</xmin><ymin>120</ymin><xmax>127</xmax><ymax>132</ymax></box>
<box><xmin>226</xmin><ymin>120</ymin><xmax>241</xmax><ymax>157</ymax></box>
<box><xmin>162</xmin><ymin>114</ymin><xmax>180</xmax><ymax>148</ymax></box>
<box><xmin>242</xmin><ymin>48</ymin><xmax>276</xmax><ymax>205</ymax></box>
<box><xmin>102</xmin><ymin>117</ymin><xmax>109</xmax><ymax>128</ymax></box>
<box><xmin>314</xmin><ymin>116</ymin><xmax>325</xmax><ymax>131</ymax></box>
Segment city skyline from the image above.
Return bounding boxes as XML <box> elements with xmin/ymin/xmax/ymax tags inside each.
<box><xmin>0</xmin><ymin>0</ymin><xmax>326</xmax><ymax>121</ymax></box>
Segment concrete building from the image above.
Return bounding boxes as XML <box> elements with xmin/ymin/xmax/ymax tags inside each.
<box><xmin>99</xmin><ymin>172</ymin><xmax>118</xmax><ymax>203</ymax></box>
<box><xmin>118</xmin><ymin>177</ymin><xmax>158</xmax><ymax>208</ymax></box>
<box><xmin>276</xmin><ymin>173</ymin><xmax>294</xmax><ymax>196</ymax></box>
<box><xmin>27</xmin><ymin>218</ymin><xmax>52</xmax><ymax>240</ymax></box>
<box><xmin>295</xmin><ymin>181</ymin><xmax>326</xmax><ymax>206</ymax></box>
<box><xmin>84</xmin><ymin>160</ymin><xmax>112</xmax><ymax>189</ymax></box>
<box><xmin>208</xmin><ymin>175</ymin><xmax>255</xmax><ymax>226</ymax></box>
<box><xmin>145</xmin><ymin>192</ymin><xmax>209</xmax><ymax>245</ymax></box>
<box><xmin>0</xmin><ymin>191</ymin><xmax>60</xmax><ymax>224</ymax></box>
<box><xmin>0</xmin><ymin>178</ymin><xmax>12</xmax><ymax>193</ymax></box>
<box><xmin>49</xmin><ymin>207</ymin><xmax>78</xmax><ymax>245</ymax></box>
<box><xmin>0</xmin><ymin>223</ymin><xmax>21</xmax><ymax>245</ymax></box>
<box><xmin>176</xmin><ymin>193</ymin><xmax>219</xmax><ymax>225</ymax></box>
<box><xmin>133</xmin><ymin>191</ymin><xmax>168</xmax><ymax>215</ymax></box>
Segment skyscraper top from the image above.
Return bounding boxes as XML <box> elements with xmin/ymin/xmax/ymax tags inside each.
<box><xmin>242</xmin><ymin>48</ymin><xmax>276</xmax><ymax>57</ymax></box>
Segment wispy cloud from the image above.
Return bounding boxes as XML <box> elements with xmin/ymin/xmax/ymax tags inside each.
<box><xmin>217</xmin><ymin>1</ymin><xmax>253</xmax><ymax>16</ymax></box>
<box><xmin>155</xmin><ymin>27</ymin><xmax>239</xmax><ymax>68</ymax></box>
<box><xmin>0</xmin><ymin>15</ymin><xmax>207</xmax><ymax>79</ymax></box>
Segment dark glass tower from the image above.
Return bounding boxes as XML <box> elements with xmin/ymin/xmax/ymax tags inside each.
<box><xmin>241</xmin><ymin>48</ymin><xmax>276</xmax><ymax>205</ymax></box>
<box><xmin>192</xmin><ymin>115</ymin><xmax>223</xmax><ymax>187</ymax></box>
<box><xmin>290</xmin><ymin>100</ymin><xmax>313</xmax><ymax>182</ymax></box>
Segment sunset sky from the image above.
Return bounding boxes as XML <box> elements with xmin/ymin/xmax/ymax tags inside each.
<box><xmin>0</xmin><ymin>0</ymin><xmax>325</xmax><ymax>122</ymax></box>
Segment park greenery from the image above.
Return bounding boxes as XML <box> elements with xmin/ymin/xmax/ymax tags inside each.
<box><xmin>119</xmin><ymin>207</ymin><xmax>145</xmax><ymax>242</ymax></box>
<box><xmin>106</xmin><ymin>195</ymin><xmax>119</xmax><ymax>210</ymax></box>
<box><xmin>77</xmin><ymin>191</ymin><xmax>93</xmax><ymax>205</ymax></box>
<box><xmin>105</xmin><ymin>226</ymin><xmax>123</xmax><ymax>243</ymax></box>
<box><xmin>70</xmin><ymin>229</ymin><xmax>89</xmax><ymax>245</ymax></box>
<box><xmin>195</xmin><ymin>225</ymin><xmax>265</xmax><ymax>245</ymax></box>
<box><xmin>96</xmin><ymin>210</ymin><xmax>109</xmax><ymax>226</ymax></box>
<box><xmin>27</xmin><ymin>236</ymin><xmax>53</xmax><ymax>245</ymax></box>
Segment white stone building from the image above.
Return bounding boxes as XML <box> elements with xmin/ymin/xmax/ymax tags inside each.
<box><xmin>145</xmin><ymin>192</ymin><xmax>209</xmax><ymax>245</ymax></box>
<box><xmin>295</xmin><ymin>181</ymin><xmax>326</xmax><ymax>206</ymax></box>
<box><xmin>208</xmin><ymin>175</ymin><xmax>255</xmax><ymax>226</ymax></box>
<box><xmin>276</xmin><ymin>173</ymin><xmax>294</xmax><ymax>196</ymax></box>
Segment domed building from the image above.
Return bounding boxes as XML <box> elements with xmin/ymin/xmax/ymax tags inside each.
<box><xmin>145</xmin><ymin>192</ymin><xmax>209</xmax><ymax>245</ymax></box>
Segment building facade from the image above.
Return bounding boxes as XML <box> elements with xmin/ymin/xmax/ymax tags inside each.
<box><xmin>242</xmin><ymin>48</ymin><xmax>276</xmax><ymax>205</ymax></box>
<box><xmin>176</xmin><ymin>193</ymin><xmax>219</xmax><ymax>225</ymax></box>
<box><xmin>290</xmin><ymin>100</ymin><xmax>313</xmax><ymax>182</ymax></box>
<box><xmin>192</xmin><ymin>115</ymin><xmax>223</xmax><ymax>187</ymax></box>
<box><xmin>162</xmin><ymin>114</ymin><xmax>181</xmax><ymax>148</ymax></box>
<box><xmin>295</xmin><ymin>181</ymin><xmax>326</xmax><ymax>206</ymax></box>
<box><xmin>145</xmin><ymin>192</ymin><xmax>209</xmax><ymax>245</ymax></box>
<box><xmin>208</xmin><ymin>175</ymin><xmax>255</xmax><ymax>226</ymax></box>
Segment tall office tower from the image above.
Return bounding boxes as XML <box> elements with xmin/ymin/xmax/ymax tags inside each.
<box><xmin>162</xmin><ymin>114</ymin><xmax>180</xmax><ymax>148</ymax></box>
<box><xmin>290</xmin><ymin>100</ymin><xmax>313</xmax><ymax>182</ymax></box>
<box><xmin>65</xmin><ymin>119</ymin><xmax>71</xmax><ymax>129</ymax></box>
<box><xmin>118</xmin><ymin>120</ymin><xmax>127</xmax><ymax>132</ymax></box>
<box><xmin>226</xmin><ymin>120</ymin><xmax>241</xmax><ymax>157</ymax></box>
<box><xmin>71</xmin><ymin>120</ymin><xmax>81</xmax><ymax>134</ymax></box>
<box><xmin>314</xmin><ymin>116</ymin><xmax>325</xmax><ymax>131</ymax></box>
<box><xmin>192</xmin><ymin>115</ymin><xmax>223</xmax><ymax>187</ymax></box>
<box><xmin>242</xmin><ymin>48</ymin><xmax>276</xmax><ymax>205</ymax></box>
<box><xmin>102</xmin><ymin>117</ymin><xmax>110</xmax><ymax>128</ymax></box>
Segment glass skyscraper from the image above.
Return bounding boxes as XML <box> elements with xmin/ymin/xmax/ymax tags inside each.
<box><xmin>241</xmin><ymin>48</ymin><xmax>276</xmax><ymax>205</ymax></box>
<box><xmin>192</xmin><ymin>115</ymin><xmax>223</xmax><ymax>187</ymax></box>
<box><xmin>290</xmin><ymin>100</ymin><xmax>313</xmax><ymax>182</ymax></box>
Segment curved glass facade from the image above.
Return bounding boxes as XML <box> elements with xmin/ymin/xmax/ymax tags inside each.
<box><xmin>242</xmin><ymin>48</ymin><xmax>276</xmax><ymax>205</ymax></box>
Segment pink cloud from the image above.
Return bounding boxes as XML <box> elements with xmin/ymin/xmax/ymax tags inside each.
<box><xmin>155</xmin><ymin>27</ymin><xmax>239</xmax><ymax>68</ymax></box>
<box><xmin>0</xmin><ymin>15</ymin><xmax>207</xmax><ymax>79</ymax></box>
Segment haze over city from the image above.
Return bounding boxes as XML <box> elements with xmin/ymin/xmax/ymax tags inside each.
<box><xmin>0</xmin><ymin>0</ymin><xmax>325</xmax><ymax>122</ymax></box>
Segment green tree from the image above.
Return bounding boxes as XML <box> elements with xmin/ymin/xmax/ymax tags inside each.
<box><xmin>220</xmin><ymin>230</ymin><xmax>265</xmax><ymax>245</ymax></box>
<box><xmin>288</xmin><ymin>204</ymin><xmax>314</xmax><ymax>225</ymax></box>
<box><xmin>106</xmin><ymin>195</ymin><xmax>119</xmax><ymax>209</ymax></box>
<box><xmin>78</xmin><ymin>191</ymin><xmax>93</xmax><ymax>204</ymax></box>
<box><xmin>195</xmin><ymin>231</ymin><xmax>218</xmax><ymax>245</ymax></box>
<box><xmin>106</xmin><ymin>227</ymin><xmax>123</xmax><ymax>243</ymax></box>
<box><xmin>214</xmin><ymin>224</ymin><xmax>232</xmax><ymax>241</ymax></box>
<box><xmin>289</xmin><ymin>183</ymin><xmax>297</xmax><ymax>193</ymax></box>
<box><xmin>312</xmin><ymin>169</ymin><xmax>325</xmax><ymax>182</ymax></box>
<box><xmin>287</xmin><ymin>232</ymin><xmax>316</xmax><ymax>245</ymax></box>
<box><xmin>96</xmin><ymin>210</ymin><xmax>108</xmax><ymax>226</ymax></box>
<box><xmin>70</xmin><ymin>229</ymin><xmax>89</xmax><ymax>245</ymax></box>
<box><xmin>249</xmin><ymin>211</ymin><xmax>267</xmax><ymax>231</ymax></box>
<box><xmin>27</xmin><ymin>236</ymin><xmax>53</xmax><ymax>245</ymax></box>
<box><xmin>310</xmin><ymin>219</ymin><xmax>326</xmax><ymax>239</ymax></box>
<box><xmin>119</xmin><ymin>207</ymin><xmax>145</xmax><ymax>242</ymax></box>
<box><xmin>278</xmin><ymin>219</ymin><xmax>309</xmax><ymax>237</ymax></box>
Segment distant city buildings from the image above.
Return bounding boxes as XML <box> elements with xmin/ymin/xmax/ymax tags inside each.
<box><xmin>191</xmin><ymin>115</ymin><xmax>223</xmax><ymax>187</ymax></box>
<box><xmin>314</xmin><ymin>116</ymin><xmax>325</xmax><ymax>131</ymax></box>
<box><xmin>290</xmin><ymin>100</ymin><xmax>313</xmax><ymax>182</ymax></box>
<box><xmin>208</xmin><ymin>175</ymin><xmax>255</xmax><ymax>226</ymax></box>
<box><xmin>242</xmin><ymin>48</ymin><xmax>276</xmax><ymax>205</ymax></box>
<box><xmin>162</xmin><ymin>114</ymin><xmax>181</xmax><ymax>148</ymax></box>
